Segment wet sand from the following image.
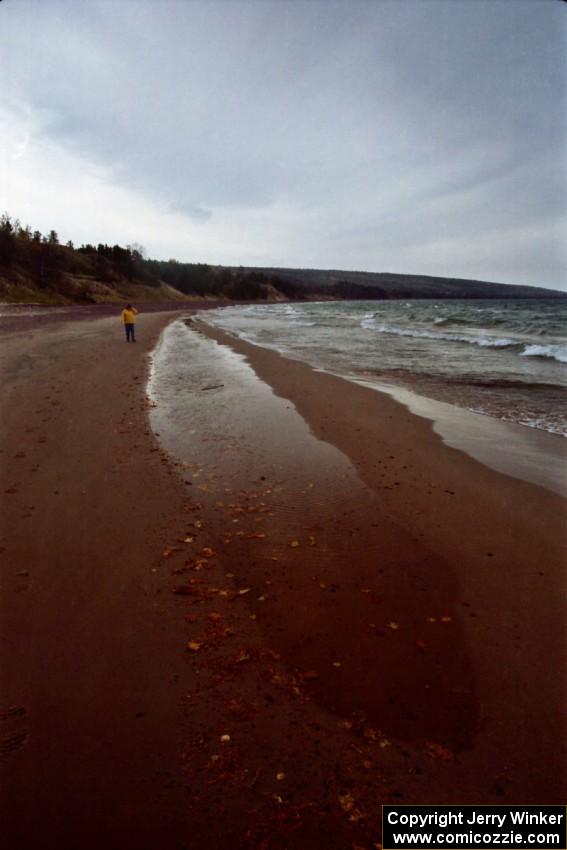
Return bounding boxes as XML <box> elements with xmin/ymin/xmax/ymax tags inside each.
<box><xmin>1</xmin><ymin>310</ymin><xmax>565</xmax><ymax>850</ymax></box>
<box><xmin>0</xmin><ymin>311</ymin><xmax>199</xmax><ymax>847</ymax></box>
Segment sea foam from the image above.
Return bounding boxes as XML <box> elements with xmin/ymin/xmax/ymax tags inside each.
<box><xmin>359</xmin><ymin>318</ymin><xmax>517</xmax><ymax>349</ymax></box>
<box><xmin>520</xmin><ymin>344</ymin><xmax>567</xmax><ymax>364</ymax></box>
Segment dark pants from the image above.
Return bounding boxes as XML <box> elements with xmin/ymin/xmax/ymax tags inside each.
<box><xmin>125</xmin><ymin>323</ymin><xmax>136</xmax><ymax>342</ymax></box>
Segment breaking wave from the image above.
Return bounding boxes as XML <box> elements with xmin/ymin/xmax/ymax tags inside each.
<box><xmin>520</xmin><ymin>344</ymin><xmax>567</xmax><ymax>364</ymax></box>
<box><xmin>360</xmin><ymin>317</ymin><xmax>517</xmax><ymax>349</ymax></box>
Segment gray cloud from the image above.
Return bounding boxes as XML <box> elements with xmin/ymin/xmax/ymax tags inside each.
<box><xmin>2</xmin><ymin>0</ymin><xmax>565</xmax><ymax>288</ymax></box>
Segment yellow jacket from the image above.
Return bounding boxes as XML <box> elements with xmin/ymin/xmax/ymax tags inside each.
<box><xmin>121</xmin><ymin>308</ymin><xmax>138</xmax><ymax>324</ymax></box>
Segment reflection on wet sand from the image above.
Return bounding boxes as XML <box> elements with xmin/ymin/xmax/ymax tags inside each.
<box><xmin>149</xmin><ymin>319</ymin><xmax>479</xmax><ymax>751</ymax></box>
<box><xmin>149</xmin><ymin>316</ymin><xmax>566</xmax><ymax>802</ymax></box>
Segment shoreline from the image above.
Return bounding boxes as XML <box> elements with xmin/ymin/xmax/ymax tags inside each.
<box><xmin>1</xmin><ymin>309</ymin><xmax>565</xmax><ymax>848</ymax></box>
<box><xmin>199</xmin><ymin>299</ymin><xmax>567</xmax><ymax>442</ymax></box>
<box><xmin>0</xmin><ymin>299</ymin><xmax>228</xmax><ymax>334</ymax></box>
<box><xmin>188</xmin><ymin>315</ymin><xmax>566</xmax><ymax>788</ymax></box>
<box><xmin>192</xmin><ymin>314</ymin><xmax>566</xmax><ymax>540</ymax></box>
<box><xmin>354</xmin><ymin>377</ymin><xmax>566</xmax><ymax>497</ymax></box>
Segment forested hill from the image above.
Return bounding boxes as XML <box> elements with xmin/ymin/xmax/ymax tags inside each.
<box><xmin>0</xmin><ymin>213</ymin><xmax>564</xmax><ymax>303</ymax></box>
<box><xmin>232</xmin><ymin>266</ymin><xmax>565</xmax><ymax>300</ymax></box>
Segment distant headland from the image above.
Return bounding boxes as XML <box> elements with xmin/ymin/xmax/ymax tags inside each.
<box><xmin>1</xmin><ymin>213</ymin><xmax>564</xmax><ymax>304</ymax></box>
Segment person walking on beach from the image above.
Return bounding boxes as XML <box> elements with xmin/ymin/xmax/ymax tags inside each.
<box><xmin>121</xmin><ymin>304</ymin><xmax>138</xmax><ymax>342</ymax></box>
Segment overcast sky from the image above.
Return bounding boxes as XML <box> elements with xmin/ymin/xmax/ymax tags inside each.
<box><xmin>2</xmin><ymin>0</ymin><xmax>566</xmax><ymax>289</ymax></box>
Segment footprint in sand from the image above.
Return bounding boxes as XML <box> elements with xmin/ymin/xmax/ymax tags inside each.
<box><xmin>0</xmin><ymin>706</ymin><xmax>29</xmax><ymax>759</ymax></box>
<box><xmin>1</xmin><ymin>732</ymin><xmax>29</xmax><ymax>757</ymax></box>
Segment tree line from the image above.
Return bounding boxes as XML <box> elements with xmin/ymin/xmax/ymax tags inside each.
<box><xmin>3</xmin><ymin>212</ymin><xmax>560</xmax><ymax>303</ymax></box>
<box><xmin>0</xmin><ymin>213</ymin><xmax>300</xmax><ymax>302</ymax></box>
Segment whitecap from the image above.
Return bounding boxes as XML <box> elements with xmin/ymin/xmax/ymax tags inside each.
<box><xmin>520</xmin><ymin>344</ymin><xmax>567</xmax><ymax>364</ymax></box>
<box><xmin>359</xmin><ymin>321</ymin><xmax>517</xmax><ymax>349</ymax></box>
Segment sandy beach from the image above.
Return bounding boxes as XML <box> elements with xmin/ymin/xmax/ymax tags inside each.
<box><xmin>1</xmin><ymin>309</ymin><xmax>565</xmax><ymax>850</ymax></box>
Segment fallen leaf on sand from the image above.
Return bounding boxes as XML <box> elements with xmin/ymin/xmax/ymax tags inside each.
<box><xmin>301</xmin><ymin>671</ymin><xmax>320</xmax><ymax>681</ymax></box>
<box><xmin>235</xmin><ymin>649</ymin><xmax>250</xmax><ymax>663</ymax></box>
<box><xmin>424</xmin><ymin>741</ymin><xmax>455</xmax><ymax>761</ymax></box>
<box><xmin>187</xmin><ymin>641</ymin><xmax>202</xmax><ymax>652</ymax></box>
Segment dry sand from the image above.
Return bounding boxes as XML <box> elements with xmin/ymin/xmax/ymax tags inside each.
<box><xmin>0</xmin><ymin>309</ymin><xmax>565</xmax><ymax>850</ymax></box>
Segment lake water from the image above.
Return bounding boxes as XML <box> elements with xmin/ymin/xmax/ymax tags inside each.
<box><xmin>201</xmin><ymin>299</ymin><xmax>567</xmax><ymax>437</ymax></box>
